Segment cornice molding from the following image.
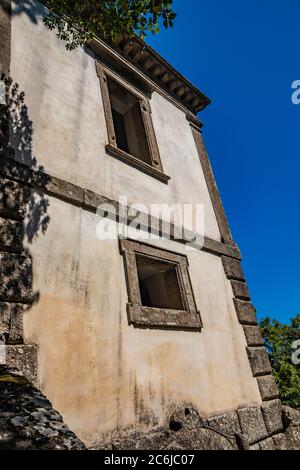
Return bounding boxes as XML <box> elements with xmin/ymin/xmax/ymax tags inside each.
<box><xmin>88</xmin><ymin>36</ymin><xmax>210</xmax><ymax>118</ymax></box>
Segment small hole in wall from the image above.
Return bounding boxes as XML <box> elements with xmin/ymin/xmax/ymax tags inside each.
<box><xmin>169</xmin><ymin>420</ymin><xmax>182</xmax><ymax>432</ymax></box>
<box><xmin>185</xmin><ymin>408</ymin><xmax>191</xmax><ymax>416</ymax></box>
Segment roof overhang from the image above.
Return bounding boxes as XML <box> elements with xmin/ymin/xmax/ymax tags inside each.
<box><xmin>89</xmin><ymin>35</ymin><xmax>210</xmax><ymax>116</ymax></box>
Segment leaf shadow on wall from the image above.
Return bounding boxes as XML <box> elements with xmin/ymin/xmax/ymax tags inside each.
<box><xmin>1</xmin><ymin>75</ymin><xmax>51</xmax><ymax>313</ymax></box>
<box><xmin>11</xmin><ymin>0</ymin><xmax>44</xmax><ymax>24</ymax></box>
<box><xmin>5</xmin><ymin>76</ymin><xmax>50</xmax><ymax>243</ymax></box>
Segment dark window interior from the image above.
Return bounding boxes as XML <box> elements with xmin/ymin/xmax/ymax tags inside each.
<box><xmin>135</xmin><ymin>254</ymin><xmax>184</xmax><ymax>310</ymax></box>
<box><xmin>111</xmin><ymin>108</ymin><xmax>129</xmax><ymax>154</ymax></box>
<box><xmin>107</xmin><ymin>77</ymin><xmax>152</xmax><ymax>165</ymax></box>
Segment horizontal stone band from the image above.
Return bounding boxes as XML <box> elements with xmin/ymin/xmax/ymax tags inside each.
<box><xmin>0</xmin><ymin>155</ymin><xmax>242</xmax><ymax>260</ymax></box>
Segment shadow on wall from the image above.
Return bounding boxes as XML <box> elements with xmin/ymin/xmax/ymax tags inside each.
<box><xmin>4</xmin><ymin>76</ymin><xmax>50</xmax><ymax>243</ymax></box>
<box><xmin>0</xmin><ymin>75</ymin><xmax>50</xmax><ymax>317</ymax></box>
<box><xmin>11</xmin><ymin>0</ymin><xmax>45</xmax><ymax>24</ymax></box>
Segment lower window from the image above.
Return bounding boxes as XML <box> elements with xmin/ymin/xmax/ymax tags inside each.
<box><xmin>119</xmin><ymin>238</ymin><xmax>202</xmax><ymax>330</ymax></box>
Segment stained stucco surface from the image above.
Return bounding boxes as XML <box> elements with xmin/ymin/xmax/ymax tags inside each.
<box><xmin>10</xmin><ymin>0</ymin><xmax>220</xmax><ymax>242</ymax></box>
<box><xmin>8</xmin><ymin>0</ymin><xmax>262</xmax><ymax>448</ymax></box>
<box><xmin>23</xmin><ymin>194</ymin><xmax>261</xmax><ymax>445</ymax></box>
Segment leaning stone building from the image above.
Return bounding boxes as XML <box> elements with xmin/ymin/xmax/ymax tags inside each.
<box><xmin>0</xmin><ymin>0</ymin><xmax>299</xmax><ymax>450</ymax></box>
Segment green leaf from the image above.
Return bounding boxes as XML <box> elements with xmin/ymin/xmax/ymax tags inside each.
<box><xmin>260</xmin><ymin>314</ymin><xmax>300</xmax><ymax>410</ymax></box>
<box><xmin>43</xmin><ymin>0</ymin><xmax>177</xmax><ymax>49</ymax></box>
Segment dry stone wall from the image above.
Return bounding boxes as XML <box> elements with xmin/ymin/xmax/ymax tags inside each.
<box><xmin>0</xmin><ymin>365</ymin><xmax>85</xmax><ymax>450</ymax></box>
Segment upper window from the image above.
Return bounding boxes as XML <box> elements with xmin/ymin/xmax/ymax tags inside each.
<box><xmin>107</xmin><ymin>77</ymin><xmax>152</xmax><ymax>165</ymax></box>
<box><xmin>96</xmin><ymin>62</ymin><xmax>170</xmax><ymax>184</ymax></box>
<box><xmin>120</xmin><ymin>238</ymin><xmax>202</xmax><ymax>331</ymax></box>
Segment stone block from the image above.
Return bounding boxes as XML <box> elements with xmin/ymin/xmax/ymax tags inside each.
<box><xmin>0</xmin><ymin>109</ymin><xmax>9</xmax><ymax>148</ymax></box>
<box><xmin>257</xmin><ymin>375</ymin><xmax>279</xmax><ymax>401</ymax></box>
<box><xmin>0</xmin><ymin>302</ymin><xmax>23</xmax><ymax>343</ymax></box>
<box><xmin>222</xmin><ymin>256</ymin><xmax>245</xmax><ymax>281</ymax></box>
<box><xmin>0</xmin><ymin>176</ymin><xmax>30</xmax><ymax>220</ymax></box>
<box><xmin>231</xmin><ymin>280</ymin><xmax>250</xmax><ymax>300</ymax></box>
<box><xmin>249</xmin><ymin>443</ymin><xmax>260</xmax><ymax>450</ymax></box>
<box><xmin>83</xmin><ymin>189</ymin><xmax>113</xmax><ymax>213</ymax></box>
<box><xmin>0</xmin><ymin>252</ymin><xmax>32</xmax><ymax>303</ymax></box>
<box><xmin>261</xmin><ymin>399</ymin><xmax>283</xmax><ymax>435</ymax></box>
<box><xmin>282</xmin><ymin>406</ymin><xmax>300</xmax><ymax>427</ymax></box>
<box><xmin>246</xmin><ymin>347</ymin><xmax>272</xmax><ymax>377</ymax></box>
<box><xmin>44</xmin><ymin>176</ymin><xmax>83</xmax><ymax>207</ymax></box>
<box><xmin>233</xmin><ymin>299</ymin><xmax>257</xmax><ymax>325</ymax></box>
<box><xmin>272</xmin><ymin>433</ymin><xmax>289</xmax><ymax>450</ymax></box>
<box><xmin>285</xmin><ymin>424</ymin><xmax>300</xmax><ymax>450</ymax></box>
<box><xmin>204</xmin><ymin>411</ymin><xmax>241</xmax><ymax>436</ymax></box>
<box><xmin>243</xmin><ymin>325</ymin><xmax>264</xmax><ymax>346</ymax></box>
<box><xmin>259</xmin><ymin>437</ymin><xmax>276</xmax><ymax>450</ymax></box>
<box><xmin>0</xmin><ymin>217</ymin><xmax>23</xmax><ymax>253</ymax></box>
<box><xmin>174</xmin><ymin>427</ymin><xmax>238</xmax><ymax>450</ymax></box>
<box><xmin>237</xmin><ymin>406</ymin><xmax>268</xmax><ymax>444</ymax></box>
<box><xmin>3</xmin><ymin>344</ymin><xmax>37</xmax><ymax>384</ymax></box>
<box><xmin>0</xmin><ymin>301</ymin><xmax>10</xmax><ymax>340</ymax></box>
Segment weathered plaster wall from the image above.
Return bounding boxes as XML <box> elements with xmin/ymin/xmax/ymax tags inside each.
<box><xmin>23</xmin><ymin>193</ymin><xmax>261</xmax><ymax>446</ymax></box>
<box><xmin>7</xmin><ymin>0</ymin><xmax>262</xmax><ymax>448</ymax></box>
<box><xmin>10</xmin><ymin>0</ymin><xmax>220</xmax><ymax>242</ymax></box>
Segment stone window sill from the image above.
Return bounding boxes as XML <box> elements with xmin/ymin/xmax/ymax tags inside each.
<box><xmin>127</xmin><ymin>304</ymin><xmax>202</xmax><ymax>331</ymax></box>
<box><xmin>105</xmin><ymin>145</ymin><xmax>170</xmax><ymax>185</ymax></box>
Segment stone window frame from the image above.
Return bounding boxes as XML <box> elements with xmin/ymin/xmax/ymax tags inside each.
<box><xmin>96</xmin><ymin>61</ymin><xmax>170</xmax><ymax>184</ymax></box>
<box><xmin>119</xmin><ymin>238</ymin><xmax>202</xmax><ymax>331</ymax></box>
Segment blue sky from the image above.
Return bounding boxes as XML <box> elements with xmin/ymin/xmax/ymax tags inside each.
<box><xmin>147</xmin><ymin>0</ymin><xmax>300</xmax><ymax>323</ymax></box>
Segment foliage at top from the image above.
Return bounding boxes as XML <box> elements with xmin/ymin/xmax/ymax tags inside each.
<box><xmin>260</xmin><ymin>314</ymin><xmax>300</xmax><ymax>410</ymax></box>
<box><xmin>44</xmin><ymin>0</ymin><xmax>176</xmax><ymax>50</ymax></box>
